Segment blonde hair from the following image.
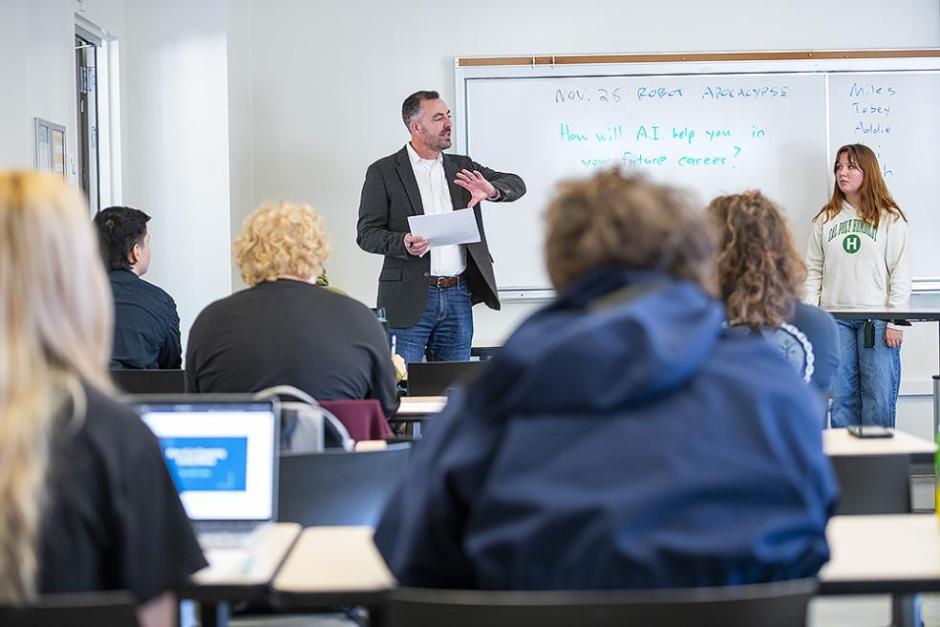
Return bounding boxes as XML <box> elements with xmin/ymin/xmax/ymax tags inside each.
<box><xmin>0</xmin><ymin>171</ymin><xmax>113</xmax><ymax>602</ymax></box>
<box><xmin>544</xmin><ymin>169</ymin><xmax>716</xmax><ymax>292</ymax></box>
<box><xmin>234</xmin><ymin>201</ymin><xmax>331</xmax><ymax>287</ymax></box>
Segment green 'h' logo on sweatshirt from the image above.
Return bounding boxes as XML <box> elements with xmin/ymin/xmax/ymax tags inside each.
<box><xmin>843</xmin><ymin>234</ymin><xmax>861</xmax><ymax>254</ymax></box>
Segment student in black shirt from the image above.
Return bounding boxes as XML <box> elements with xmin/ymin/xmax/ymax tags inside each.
<box><xmin>93</xmin><ymin>206</ymin><xmax>182</xmax><ymax>369</ymax></box>
<box><xmin>187</xmin><ymin>200</ymin><xmax>400</xmax><ymax>417</ymax></box>
<box><xmin>0</xmin><ymin>172</ymin><xmax>205</xmax><ymax>627</ymax></box>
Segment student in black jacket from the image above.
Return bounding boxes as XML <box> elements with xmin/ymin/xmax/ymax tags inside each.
<box><xmin>187</xmin><ymin>200</ymin><xmax>400</xmax><ymax>417</ymax></box>
<box><xmin>0</xmin><ymin>171</ymin><xmax>205</xmax><ymax>627</ymax></box>
<box><xmin>93</xmin><ymin>206</ymin><xmax>182</xmax><ymax>369</ymax></box>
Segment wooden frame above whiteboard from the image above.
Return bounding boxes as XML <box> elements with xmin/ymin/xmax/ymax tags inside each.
<box><xmin>456</xmin><ymin>49</ymin><xmax>940</xmax><ymax>68</ymax></box>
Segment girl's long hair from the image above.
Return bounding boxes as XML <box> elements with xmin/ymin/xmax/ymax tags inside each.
<box><xmin>0</xmin><ymin>172</ymin><xmax>113</xmax><ymax>602</ymax></box>
<box><xmin>814</xmin><ymin>143</ymin><xmax>905</xmax><ymax>227</ymax></box>
<box><xmin>708</xmin><ymin>190</ymin><xmax>805</xmax><ymax>328</ymax></box>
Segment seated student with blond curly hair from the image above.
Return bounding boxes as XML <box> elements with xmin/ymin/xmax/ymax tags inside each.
<box><xmin>186</xmin><ymin>201</ymin><xmax>399</xmax><ymax>417</ymax></box>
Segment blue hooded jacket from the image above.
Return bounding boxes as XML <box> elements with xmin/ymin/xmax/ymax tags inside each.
<box><xmin>375</xmin><ymin>269</ymin><xmax>838</xmax><ymax>590</ymax></box>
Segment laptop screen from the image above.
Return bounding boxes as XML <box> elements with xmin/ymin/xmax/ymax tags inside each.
<box><xmin>132</xmin><ymin>397</ymin><xmax>278</xmax><ymax>522</ymax></box>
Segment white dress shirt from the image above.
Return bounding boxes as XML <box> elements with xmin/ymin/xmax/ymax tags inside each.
<box><xmin>406</xmin><ymin>143</ymin><xmax>466</xmax><ymax>277</ymax></box>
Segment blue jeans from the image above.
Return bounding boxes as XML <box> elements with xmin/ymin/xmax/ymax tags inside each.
<box><xmin>391</xmin><ymin>283</ymin><xmax>473</xmax><ymax>364</ymax></box>
<box><xmin>831</xmin><ymin>319</ymin><xmax>901</xmax><ymax>428</ymax></box>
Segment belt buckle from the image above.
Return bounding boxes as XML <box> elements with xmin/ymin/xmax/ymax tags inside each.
<box><xmin>435</xmin><ymin>276</ymin><xmax>449</xmax><ymax>288</ymax></box>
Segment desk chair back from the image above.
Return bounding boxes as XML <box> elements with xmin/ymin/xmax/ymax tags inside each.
<box><xmin>830</xmin><ymin>453</ymin><xmax>912</xmax><ymax>515</ymax></box>
<box><xmin>278</xmin><ymin>444</ymin><xmax>411</xmax><ymax>526</ymax></box>
<box><xmin>0</xmin><ymin>591</ymin><xmax>138</xmax><ymax>627</ymax></box>
<box><xmin>111</xmin><ymin>369</ymin><xmax>184</xmax><ymax>394</ymax></box>
<box><xmin>407</xmin><ymin>361</ymin><xmax>485</xmax><ymax>396</ymax></box>
<box><xmin>384</xmin><ymin>578</ymin><xmax>817</xmax><ymax>627</ymax></box>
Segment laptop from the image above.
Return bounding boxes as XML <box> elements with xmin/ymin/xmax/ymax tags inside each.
<box><xmin>129</xmin><ymin>395</ymin><xmax>279</xmax><ymax>551</ymax></box>
<box><xmin>407</xmin><ymin>361</ymin><xmax>485</xmax><ymax>396</ymax></box>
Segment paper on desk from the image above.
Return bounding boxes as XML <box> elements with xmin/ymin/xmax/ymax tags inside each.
<box><xmin>408</xmin><ymin>208</ymin><xmax>481</xmax><ymax>247</ymax></box>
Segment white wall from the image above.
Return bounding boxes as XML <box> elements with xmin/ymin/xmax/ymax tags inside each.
<box><xmin>0</xmin><ymin>0</ymin><xmax>75</xmax><ymax>173</ymax></box>
<box><xmin>0</xmin><ymin>0</ymin><xmax>230</xmax><ymax>351</ymax></box>
<box><xmin>226</xmin><ymin>0</ymin><xmax>253</xmax><ymax>289</ymax></box>
<box><xmin>120</xmin><ymin>0</ymin><xmax>233</xmax><ymax>346</ymax></box>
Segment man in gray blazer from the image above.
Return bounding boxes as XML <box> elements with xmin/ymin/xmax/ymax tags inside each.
<box><xmin>357</xmin><ymin>90</ymin><xmax>525</xmax><ymax>364</ymax></box>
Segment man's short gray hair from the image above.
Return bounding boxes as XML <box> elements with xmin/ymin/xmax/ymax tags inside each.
<box><xmin>401</xmin><ymin>90</ymin><xmax>440</xmax><ymax>129</ymax></box>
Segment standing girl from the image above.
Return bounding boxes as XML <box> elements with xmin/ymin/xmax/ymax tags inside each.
<box><xmin>804</xmin><ymin>144</ymin><xmax>910</xmax><ymax>428</ymax></box>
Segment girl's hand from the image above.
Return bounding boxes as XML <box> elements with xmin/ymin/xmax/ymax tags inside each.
<box><xmin>885</xmin><ymin>327</ymin><xmax>903</xmax><ymax>348</ymax></box>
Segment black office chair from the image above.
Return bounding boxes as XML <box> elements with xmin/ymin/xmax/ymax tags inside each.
<box><xmin>383</xmin><ymin>578</ymin><xmax>818</xmax><ymax>627</ymax></box>
<box><xmin>277</xmin><ymin>445</ymin><xmax>411</xmax><ymax>527</ymax></box>
<box><xmin>0</xmin><ymin>591</ymin><xmax>138</xmax><ymax>627</ymax></box>
<box><xmin>830</xmin><ymin>453</ymin><xmax>912</xmax><ymax>515</ymax></box>
<box><xmin>470</xmin><ymin>346</ymin><xmax>501</xmax><ymax>361</ymax></box>
<box><xmin>407</xmin><ymin>361</ymin><xmax>485</xmax><ymax>396</ymax></box>
<box><xmin>110</xmin><ymin>369</ymin><xmax>185</xmax><ymax>394</ymax></box>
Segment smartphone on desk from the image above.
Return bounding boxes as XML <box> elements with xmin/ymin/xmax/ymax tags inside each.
<box><xmin>847</xmin><ymin>425</ymin><xmax>894</xmax><ymax>438</ymax></box>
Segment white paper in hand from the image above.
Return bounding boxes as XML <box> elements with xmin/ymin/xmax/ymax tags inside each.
<box><xmin>407</xmin><ymin>208</ymin><xmax>481</xmax><ymax>247</ymax></box>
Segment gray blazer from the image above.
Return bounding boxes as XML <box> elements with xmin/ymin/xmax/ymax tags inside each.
<box><xmin>356</xmin><ymin>145</ymin><xmax>526</xmax><ymax>328</ymax></box>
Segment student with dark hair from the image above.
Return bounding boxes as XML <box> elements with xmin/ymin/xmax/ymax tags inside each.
<box><xmin>375</xmin><ymin>169</ymin><xmax>837</xmax><ymax>590</ymax></box>
<box><xmin>93</xmin><ymin>206</ymin><xmax>182</xmax><ymax>370</ymax></box>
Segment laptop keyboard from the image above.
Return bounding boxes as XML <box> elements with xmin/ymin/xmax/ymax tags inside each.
<box><xmin>197</xmin><ymin>521</ymin><xmax>265</xmax><ymax>550</ymax></box>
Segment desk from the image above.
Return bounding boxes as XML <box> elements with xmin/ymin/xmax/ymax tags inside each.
<box><xmin>273</xmin><ymin>518</ymin><xmax>940</xmax><ymax>623</ymax></box>
<box><xmin>820</xmin><ymin>514</ymin><xmax>940</xmax><ymax>595</ymax></box>
<box><xmin>821</xmin><ymin>514</ymin><xmax>940</xmax><ymax>627</ymax></box>
<box><xmin>391</xmin><ymin>396</ymin><xmax>448</xmax><ymax>438</ymax></box>
<box><xmin>394</xmin><ymin>396</ymin><xmax>447</xmax><ymax>418</ymax></box>
<box><xmin>823</xmin><ymin>428</ymin><xmax>936</xmax><ymax>464</ymax></box>
<box><xmin>827</xmin><ymin>295</ymin><xmax>940</xmax><ymax>437</ymax></box>
<box><xmin>273</xmin><ymin>526</ymin><xmax>395</xmax><ymax>609</ymax></box>
<box><xmin>181</xmin><ymin>522</ymin><xmax>301</xmax><ymax>627</ymax></box>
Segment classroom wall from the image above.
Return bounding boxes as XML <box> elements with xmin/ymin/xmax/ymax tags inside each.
<box><xmin>0</xmin><ymin>0</ymin><xmax>77</xmax><ymax>172</ymax></box>
<box><xmin>0</xmin><ymin>0</ymin><xmax>232</xmax><ymax>350</ymax></box>
<box><xmin>112</xmin><ymin>0</ymin><xmax>234</xmax><ymax>346</ymax></box>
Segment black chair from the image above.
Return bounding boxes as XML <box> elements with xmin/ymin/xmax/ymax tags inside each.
<box><xmin>470</xmin><ymin>346</ymin><xmax>501</xmax><ymax>361</ymax></box>
<box><xmin>383</xmin><ymin>578</ymin><xmax>818</xmax><ymax>627</ymax></box>
<box><xmin>829</xmin><ymin>453</ymin><xmax>912</xmax><ymax>515</ymax></box>
<box><xmin>110</xmin><ymin>369</ymin><xmax>185</xmax><ymax>394</ymax></box>
<box><xmin>277</xmin><ymin>445</ymin><xmax>411</xmax><ymax>526</ymax></box>
<box><xmin>0</xmin><ymin>591</ymin><xmax>138</xmax><ymax>627</ymax></box>
<box><xmin>407</xmin><ymin>361</ymin><xmax>485</xmax><ymax>396</ymax></box>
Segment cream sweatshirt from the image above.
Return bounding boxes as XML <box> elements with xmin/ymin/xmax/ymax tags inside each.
<box><xmin>803</xmin><ymin>201</ymin><xmax>911</xmax><ymax>323</ymax></box>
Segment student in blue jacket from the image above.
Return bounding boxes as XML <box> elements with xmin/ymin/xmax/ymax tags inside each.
<box><xmin>375</xmin><ymin>169</ymin><xmax>838</xmax><ymax>590</ymax></box>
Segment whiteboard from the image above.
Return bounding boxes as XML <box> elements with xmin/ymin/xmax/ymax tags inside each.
<box><xmin>455</xmin><ymin>57</ymin><xmax>940</xmax><ymax>294</ymax></box>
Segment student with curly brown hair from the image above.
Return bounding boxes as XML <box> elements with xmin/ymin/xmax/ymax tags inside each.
<box><xmin>708</xmin><ymin>191</ymin><xmax>839</xmax><ymax>394</ymax></box>
<box><xmin>375</xmin><ymin>169</ymin><xmax>836</xmax><ymax>590</ymax></box>
<box><xmin>804</xmin><ymin>144</ymin><xmax>910</xmax><ymax>428</ymax></box>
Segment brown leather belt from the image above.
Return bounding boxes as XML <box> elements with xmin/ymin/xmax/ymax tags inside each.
<box><xmin>426</xmin><ymin>274</ymin><xmax>462</xmax><ymax>288</ymax></box>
